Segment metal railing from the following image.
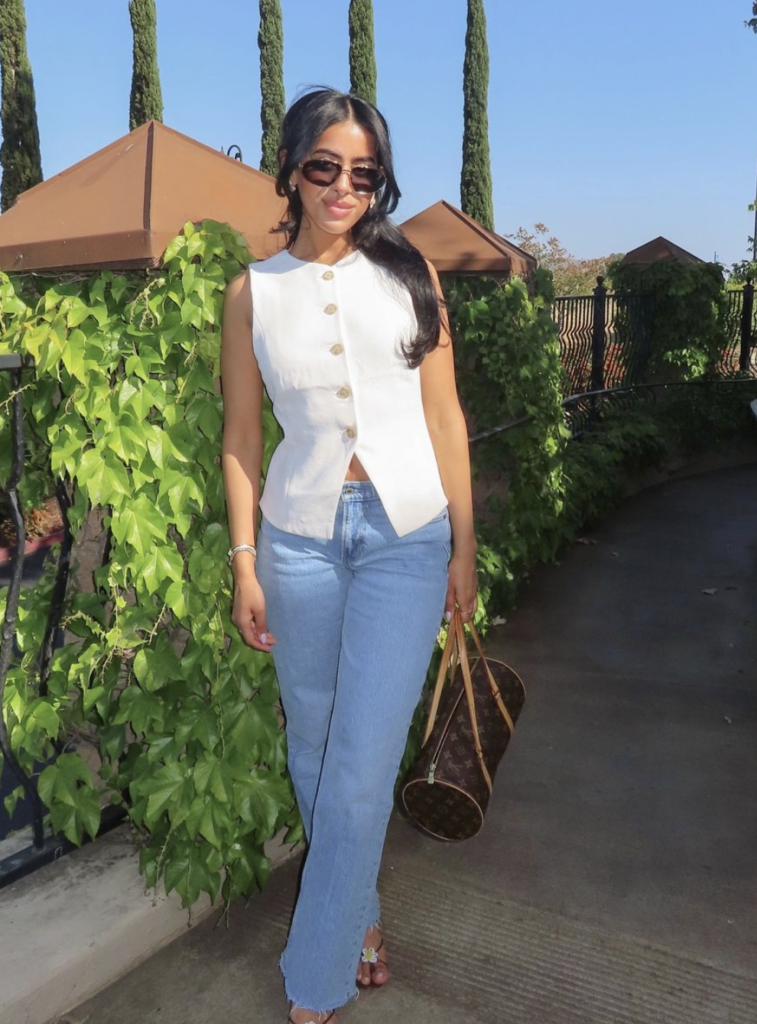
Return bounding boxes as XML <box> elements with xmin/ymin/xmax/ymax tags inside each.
<box><xmin>552</xmin><ymin>278</ymin><xmax>756</xmax><ymax>397</ymax></box>
<box><xmin>0</xmin><ymin>355</ymin><xmax>124</xmax><ymax>888</ymax></box>
<box><xmin>722</xmin><ymin>284</ymin><xmax>757</xmax><ymax>376</ymax></box>
<box><xmin>473</xmin><ymin>277</ymin><xmax>756</xmax><ymax>442</ymax></box>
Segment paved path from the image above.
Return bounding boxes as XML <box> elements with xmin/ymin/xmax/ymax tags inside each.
<box><xmin>62</xmin><ymin>464</ymin><xmax>757</xmax><ymax>1024</ymax></box>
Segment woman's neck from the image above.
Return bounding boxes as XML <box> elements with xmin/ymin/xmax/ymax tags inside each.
<box><xmin>288</xmin><ymin>228</ymin><xmax>357</xmax><ymax>267</ymax></box>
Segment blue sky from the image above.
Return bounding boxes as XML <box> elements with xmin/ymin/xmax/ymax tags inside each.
<box><xmin>7</xmin><ymin>0</ymin><xmax>756</xmax><ymax>266</ymax></box>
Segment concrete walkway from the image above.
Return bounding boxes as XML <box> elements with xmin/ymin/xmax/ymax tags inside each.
<box><xmin>60</xmin><ymin>463</ymin><xmax>757</xmax><ymax>1024</ymax></box>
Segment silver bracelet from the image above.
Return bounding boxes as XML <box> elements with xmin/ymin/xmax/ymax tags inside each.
<box><xmin>227</xmin><ymin>543</ymin><xmax>257</xmax><ymax>566</ymax></box>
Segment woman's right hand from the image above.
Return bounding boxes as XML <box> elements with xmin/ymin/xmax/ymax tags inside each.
<box><xmin>231</xmin><ymin>572</ymin><xmax>277</xmax><ymax>652</ymax></box>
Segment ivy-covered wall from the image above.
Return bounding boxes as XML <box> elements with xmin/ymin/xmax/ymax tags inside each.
<box><xmin>1</xmin><ymin>222</ymin><xmax>296</xmax><ymax>906</ymax></box>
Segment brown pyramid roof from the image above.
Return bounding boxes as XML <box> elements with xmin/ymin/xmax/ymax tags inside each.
<box><xmin>400</xmin><ymin>200</ymin><xmax>537</xmax><ymax>277</ymax></box>
<box><xmin>620</xmin><ymin>236</ymin><xmax>703</xmax><ymax>265</ymax></box>
<box><xmin>0</xmin><ymin>120</ymin><xmax>287</xmax><ymax>273</ymax></box>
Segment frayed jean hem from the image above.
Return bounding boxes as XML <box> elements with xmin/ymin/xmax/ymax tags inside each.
<box><xmin>282</xmin><ymin>949</ymin><xmax>362</xmax><ymax>1015</ymax></box>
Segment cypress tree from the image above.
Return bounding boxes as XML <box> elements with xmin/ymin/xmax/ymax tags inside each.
<box><xmin>258</xmin><ymin>0</ymin><xmax>285</xmax><ymax>177</ymax></box>
<box><xmin>128</xmin><ymin>0</ymin><xmax>163</xmax><ymax>131</ymax></box>
<box><xmin>460</xmin><ymin>0</ymin><xmax>494</xmax><ymax>230</ymax></box>
<box><xmin>0</xmin><ymin>0</ymin><xmax>42</xmax><ymax>212</ymax></box>
<box><xmin>348</xmin><ymin>0</ymin><xmax>377</xmax><ymax>105</ymax></box>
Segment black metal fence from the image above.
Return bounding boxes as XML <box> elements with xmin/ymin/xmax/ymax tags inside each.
<box><xmin>721</xmin><ymin>286</ymin><xmax>757</xmax><ymax>377</ymax></box>
<box><xmin>552</xmin><ymin>278</ymin><xmax>756</xmax><ymax>396</ymax></box>
<box><xmin>0</xmin><ymin>356</ymin><xmax>125</xmax><ymax>887</ymax></box>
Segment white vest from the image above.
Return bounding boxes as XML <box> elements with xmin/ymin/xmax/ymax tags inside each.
<box><xmin>249</xmin><ymin>248</ymin><xmax>448</xmax><ymax>540</ymax></box>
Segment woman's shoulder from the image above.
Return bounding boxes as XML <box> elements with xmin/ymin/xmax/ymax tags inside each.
<box><xmin>248</xmin><ymin>248</ymin><xmax>293</xmax><ymax>277</ymax></box>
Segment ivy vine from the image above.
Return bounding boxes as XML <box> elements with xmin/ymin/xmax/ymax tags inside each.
<box><xmin>0</xmin><ymin>221</ymin><xmax>298</xmax><ymax>906</ymax></box>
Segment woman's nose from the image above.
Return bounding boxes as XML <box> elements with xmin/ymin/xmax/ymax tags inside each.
<box><xmin>333</xmin><ymin>168</ymin><xmax>353</xmax><ymax>191</ymax></box>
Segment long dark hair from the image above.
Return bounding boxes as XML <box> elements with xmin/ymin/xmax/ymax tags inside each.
<box><xmin>275</xmin><ymin>87</ymin><xmax>442</xmax><ymax>368</ymax></box>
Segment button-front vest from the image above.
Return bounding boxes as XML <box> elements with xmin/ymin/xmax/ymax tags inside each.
<box><xmin>249</xmin><ymin>248</ymin><xmax>448</xmax><ymax>540</ymax></box>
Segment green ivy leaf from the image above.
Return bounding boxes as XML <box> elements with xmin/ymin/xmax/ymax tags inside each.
<box><xmin>158</xmin><ymin>468</ymin><xmax>204</xmax><ymax>518</ymax></box>
<box><xmin>137</xmin><ymin>761</ymin><xmax>191</xmax><ymax>825</ymax></box>
<box><xmin>103</xmin><ymin>415</ymin><xmax>148</xmax><ymax>464</ymax></box>
<box><xmin>38</xmin><ymin>754</ymin><xmax>101</xmax><ymax>843</ymax></box>
<box><xmin>109</xmin><ymin>494</ymin><xmax>168</xmax><ymax>557</ymax></box>
<box><xmin>75</xmin><ymin>448</ymin><xmax>131</xmax><ymax>505</ymax></box>
<box><xmin>226</xmin><ymin>835</ymin><xmax>271</xmax><ymax>895</ymax></box>
<box><xmin>145</xmin><ymin>423</ymin><xmax>189</xmax><ymax>470</ymax></box>
<box><xmin>4</xmin><ymin>784</ymin><xmax>24</xmax><ymax>820</ymax></box>
<box><xmin>233</xmin><ymin>769</ymin><xmax>290</xmax><ymax>836</ymax></box>
<box><xmin>113</xmin><ymin>686</ymin><xmax>165</xmax><ymax>734</ymax></box>
<box><xmin>192</xmin><ymin>752</ymin><xmax>232</xmax><ymax>804</ymax></box>
<box><xmin>163</xmin><ymin>836</ymin><xmax>220</xmax><ymax>907</ymax></box>
<box><xmin>139</xmin><ymin>542</ymin><xmax>185</xmax><ymax>596</ymax></box>
<box><xmin>26</xmin><ymin>699</ymin><xmax>60</xmax><ymax>739</ymax></box>
<box><xmin>132</xmin><ymin>633</ymin><xmax>182</xmax><ymax>692</ymax></box>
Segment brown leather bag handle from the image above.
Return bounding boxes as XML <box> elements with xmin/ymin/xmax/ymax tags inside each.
<box><xmin>422</xmin><ymin>617</ymin><xmax>458</xmax><ymax>745</ymax></box>
<box><xmin>466</xmin><ymin>617</ymin><xmax>517</xmax><ymax>735</ymax></box>
<box><xmin>454</xmin><ymin>611</ymin><xmax>494</xmax><ymax>794</ymax></box>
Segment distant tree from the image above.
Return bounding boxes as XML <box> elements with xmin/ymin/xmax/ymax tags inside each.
<box><xmin>461</xmin><ymin>0</ymin><xmax>494</xmax><ymax>230</ymax></box>
<box><xmin>729</xmin><ymin>218</ymin><xmax>757</xmax><ymax>284</ymax></box>
<box><xmin>728</xmin><ymin>258</ymin><xmax>757</xmax><ymax>284</ymax></box>
<box><xmin>348</xmin><ymin>0</ymin><xmax>377</xmax><ymax>104</ymax></box>
<box><xmin>0</xmin><ymin>0</ymin><xmax>42</xmax><ymax>212</ymax></box>
<box><xmin>508</xmin><ymin>224</ymin><xmax>624</xmax><ymax>296</ymax></box>
<box><xmin>258</xmin><ymin>0</ymin><xmax>285</xmax><ymax>176</ymax></box>
<box><xmin>128</xmin><ymin>0</ymin><xmax>163</xmax><ymax>131</ymax></box>
<box><xmin>747</xmin><ymin>2</ymin><xmax>757</xmax><ymax>31</ymax></box>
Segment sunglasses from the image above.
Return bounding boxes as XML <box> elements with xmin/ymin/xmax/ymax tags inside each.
<box><xmin>298</xmin><ymin>158</ymin><xmax>386</xmax><ymax>195</ymax></box>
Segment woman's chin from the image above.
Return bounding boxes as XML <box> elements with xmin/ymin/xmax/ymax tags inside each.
<box><xmin>307</xmin><ymin>216</ymin><xmax>360</xmax><ymax>237</ymax></box>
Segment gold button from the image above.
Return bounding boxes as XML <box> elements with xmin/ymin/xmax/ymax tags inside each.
<box><xmin>322</xmin><ymin>270</ymin><xmax>334</xmax><ymax>281</ymax></box>
<box><xmin>330</xmin><ymin>343</ymin><xmax>344</xmax><ymax>356</ymax></box>
<box><xmin>324</xmin><ymin>303</ymin><xmax>337</xmax><ymax>315</ymax></box>
<box><xmin>336</xmin><ymin>386</ymin><xmax>351</xmax><ymax>399</ymax></box>
<box><xmin>345</xmin><ymin>427</ymin><xmax>357</xmax><ymax>439</ymax></box>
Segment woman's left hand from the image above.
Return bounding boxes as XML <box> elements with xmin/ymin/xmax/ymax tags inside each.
<box><xmin>444</xmin><ymin>549</ymin><xmax>478</xmax><ymax>624</ymax></box>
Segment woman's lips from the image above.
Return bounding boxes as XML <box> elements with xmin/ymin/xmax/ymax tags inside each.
<box><xmin>323</xmin><ymin>201</ymin><xmax>354</xmax><ymax>218</ymax></box>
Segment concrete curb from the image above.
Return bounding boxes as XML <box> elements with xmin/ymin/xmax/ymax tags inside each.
<box><xmin>0</xmin><ymin>825</ymin><xmax>298</xmax><ymax>1024</ymax></box>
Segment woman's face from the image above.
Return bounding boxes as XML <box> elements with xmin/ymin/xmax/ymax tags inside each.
<box><xmin>290</xmin><ymin>120</ymin><xmax>379</xmax><ymax>240</ymax></box>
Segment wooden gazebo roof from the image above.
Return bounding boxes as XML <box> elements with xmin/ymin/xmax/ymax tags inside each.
<box><xmin>400</xmin><ymin>200</ymin><xmax>536</xmax><ymax>277</ymax></box>
<box><xmin>620</xmin><ymin>236</ymin><xmax>704</xmax><ymax>265</ymax></box>
<box><xmin>0</xmin><ymin>121</ymin><xmax>287</xmax><ymax>274</ymax></box>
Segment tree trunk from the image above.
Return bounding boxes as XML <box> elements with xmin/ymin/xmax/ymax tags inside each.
<box><xmin>460</xmin><ymin>0</ymin><xmax>494</xmax><ymax>230</ymax></box>
<box><xmin>129</xmin><ymin>0</ymin><xmax>163</xmax><ymax>131</ymax></box>
<box><xmin>0</xmin><ymin>0</ymin><xmax>43</xmax><ymax>212</ymax></box>
<box><xmin>348</xmin><ymin>0</ymin><xmax>377</xmax><ymax>105</ymax></box>
<box><xmin>258</xmin><ymin>0</ymin><xmax>285</xmax><ymax>178</ymax></box>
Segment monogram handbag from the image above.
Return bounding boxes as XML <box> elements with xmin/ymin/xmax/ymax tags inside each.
<box><xmin>400</xmin><ymin>610</ymin><xmax>526</xmax><ymax>841</ymax></box>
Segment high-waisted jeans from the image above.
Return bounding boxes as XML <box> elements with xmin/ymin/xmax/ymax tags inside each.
<box><xmin>255</xmin><ymin>480</ymin><xmax>451</xmax><ymax>1011</ymax></box>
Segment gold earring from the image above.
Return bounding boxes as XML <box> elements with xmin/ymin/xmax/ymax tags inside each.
<box><xmin>370</xmin><ymin>195</ymin><xmax>377</xmax><ymax>209</ymax></box>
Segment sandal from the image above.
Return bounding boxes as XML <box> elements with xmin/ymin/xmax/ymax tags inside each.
<box><xmin>358</xmin><ymin>934</ymin><xmax>389</xmax><ymax>987</ymax></box>
<box><xmin>288</xmin><ymin>1013</ymin><xmax>334</xmax><ymax>1024</ymax></box>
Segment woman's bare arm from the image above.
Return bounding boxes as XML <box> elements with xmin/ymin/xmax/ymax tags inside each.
<box><xmin>220</xmin><ymin>270</ymin><xmax>275</xmax><ymax>650</ymax></box>
<box><xmin>419</xmin><ymin>260</ymin><xmax>478</xmax><ymax>621</ymax></box>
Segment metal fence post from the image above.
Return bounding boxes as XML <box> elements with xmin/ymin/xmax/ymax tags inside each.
<box><xmin>592</xmin><ymin>276</ymin><xmax>607</xmax><ymax>392</ymax></box>
<box><xmin>740</xmin><ymin>278</ymin><xmax>754</xmax><ymax>373</ymax></box>
<box><xmin>0</xmin><ymin>356</ymin><xmax>46</xmax><ymax>851</ymax></box>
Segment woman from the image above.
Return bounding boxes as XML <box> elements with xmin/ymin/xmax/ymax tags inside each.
<box><xmin>221</xmin><ymin>87</ymin><xmax>477</xmax><ymax>1024</ymax></box>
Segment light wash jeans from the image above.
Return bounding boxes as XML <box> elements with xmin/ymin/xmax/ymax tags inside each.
<box><xmin>255</xmin><ymin>480</ymin><xmax>451</xmax><ymax>1012</ymax></box>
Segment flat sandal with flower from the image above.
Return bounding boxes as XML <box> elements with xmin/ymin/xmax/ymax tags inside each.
<box><xmin>357</xmin><ymin>934</ymin><xmax>388</xmax><ymax>987</ymax></box>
